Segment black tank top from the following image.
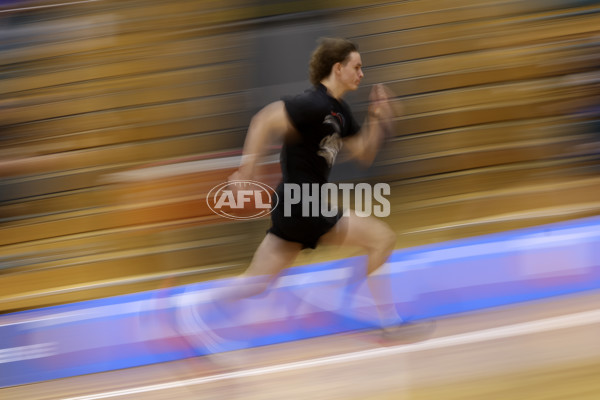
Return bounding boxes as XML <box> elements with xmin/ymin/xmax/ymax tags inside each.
<box><xmin>281</xmin><ymin>84</ymin><xmax>360</xmax><ymax>185</ymax></box>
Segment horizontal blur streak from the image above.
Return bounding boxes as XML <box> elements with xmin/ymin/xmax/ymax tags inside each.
<box><xmin>0</xmin><ymin>0</ymin><xmax>599</xmax><ymax>394</ymax></box>
<box><xmin>1</xmin><ymin>0</ymin><xmax>600</xmax><ymax>305</ymax></box>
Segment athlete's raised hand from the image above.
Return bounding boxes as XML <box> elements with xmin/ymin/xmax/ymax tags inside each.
<box><xmin>368</xmin><ymin>84</ymin><xmax>397</xmax><ymax>120</ymax></box>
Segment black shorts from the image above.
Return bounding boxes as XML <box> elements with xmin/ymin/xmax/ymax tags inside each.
<box><xmin>267</xmin><ymin>183</ymin><xmax>343</xmax><ymax>249</ymax></box>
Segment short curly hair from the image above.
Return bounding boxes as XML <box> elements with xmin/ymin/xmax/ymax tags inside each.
<box><xmin>309</xmin><ymin>38</ymin><xmax>358</xmax><ymax>87</ymax></box>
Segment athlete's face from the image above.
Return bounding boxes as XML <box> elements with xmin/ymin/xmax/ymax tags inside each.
<box><xmin>338</xmin><ymin>51</ymin><xmax>364</xmax><ymax>91</ymax></box>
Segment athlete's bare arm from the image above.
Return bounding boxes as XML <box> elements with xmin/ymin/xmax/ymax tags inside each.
<box><xmin>232</xmin><ymin>101</ymin><xmax>297</xmax><ymax>181</ymax></box>
<box><xmin>344</xmin><ymin>84</ymin><xmax>398</xmax><ymax>166</ymax></box>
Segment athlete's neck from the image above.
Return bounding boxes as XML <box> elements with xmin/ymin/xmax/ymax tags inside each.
<box><xmin>320</xmin><ymin>79</ymin><xmax>346</xmax><ymax>100</ymax></box>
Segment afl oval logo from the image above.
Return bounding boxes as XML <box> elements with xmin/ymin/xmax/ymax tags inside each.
<box><xmin>206</xmin><ymin>180</ymin><xmax>278</xmax><ymax>220</ymax></box>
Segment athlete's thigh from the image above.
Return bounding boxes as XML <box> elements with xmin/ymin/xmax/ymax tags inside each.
<box><xmin>318</xmin><ymin>210</ymin><xmax>394</xmax><ymax>250</ymax></box>
<box><xmin>243</xmin><ymin>232</ymin><xmax>303</xmax><ymax>278</ymax></box>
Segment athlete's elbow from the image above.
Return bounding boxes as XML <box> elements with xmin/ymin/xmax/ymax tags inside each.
<box><xmin>354</xmin><ymin>151</ymin><xmax>376</xmax><ymax>167</ymax></box>
<box><xmin>345</xmin><ymin>142</ymin><xmax>374</xmax><ymax>167</ymax></box>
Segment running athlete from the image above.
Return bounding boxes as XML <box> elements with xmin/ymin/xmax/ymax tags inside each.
<box><xmin>185</xmin><ymin>38</ymin><xmax>401</xmax><ymax>348</ymax></box>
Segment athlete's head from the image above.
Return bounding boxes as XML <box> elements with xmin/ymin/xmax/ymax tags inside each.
<box><xmin>309</xmin><ymin>38</ymin><xmax>363</xmax><ymax>91</ymax></box>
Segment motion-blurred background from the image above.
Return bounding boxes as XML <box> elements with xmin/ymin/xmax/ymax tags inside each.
<box><xmin>1</xmin><ymin>0</ymin><xmax>599</xmax><ymax>313</ymax></box>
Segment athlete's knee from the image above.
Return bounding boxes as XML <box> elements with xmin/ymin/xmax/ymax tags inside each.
<box><xmin>247</xmin><ymin>275</ymin><xmax>273</xmax><ymax>297</ymax></box>
<box><xmin>364</xmin><ymin>224</ymin><xmax>396</xmax><ymax>262</ymax></box>
<box><xmin>229</xmin><ymin>274</ymin><xmax>271</xmax><ymax>300</ymax></box>
<box><xmin>365</xmin><ymin>226</ymin><xmax>396</xmax><ymax>275</ymax></box>
<box><xmin>376</xmin><ymin>225</ymin><xmax>397</xmax><ymax>254</ymax></box>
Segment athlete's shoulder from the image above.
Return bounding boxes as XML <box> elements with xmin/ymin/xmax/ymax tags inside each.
<box><xmin>283</xmin><ymin>85</ymin><xmax>329</xmax><ymax>111</ymax></box>
<box><xmin>282</xmin><ymin>85</ymin><xmax>330</xmax><ymax>130</ymax></box>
